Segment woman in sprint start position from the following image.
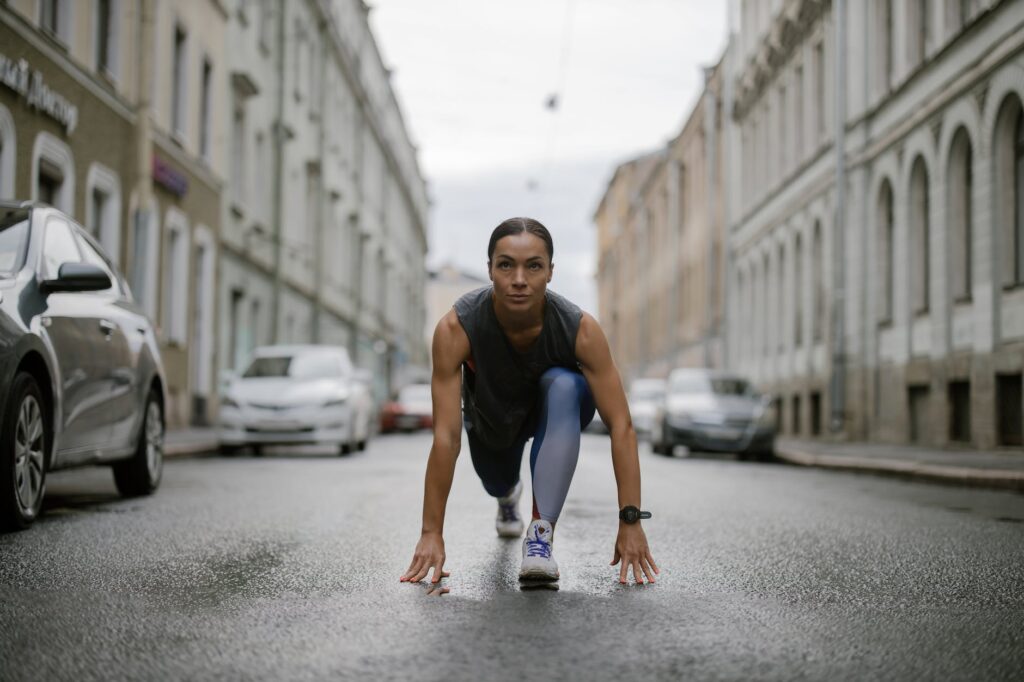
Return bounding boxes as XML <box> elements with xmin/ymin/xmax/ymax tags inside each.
<box><xmin>400</xmin><ymin>217</ymin><xmax>659</xmax><ymax>588</ymax></box>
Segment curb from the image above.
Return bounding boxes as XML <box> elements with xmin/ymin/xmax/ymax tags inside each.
<box><xmin>774</xmin><ymin>447</ymin><xmax>1024</xmax><ymax>492</ymax></box>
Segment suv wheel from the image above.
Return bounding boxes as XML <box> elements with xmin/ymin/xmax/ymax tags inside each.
<box><xmin>113</xmin><ymin>389</ymin><xmax>163</xmax><ymax>497</ymax></box>
<box><xmin>1</xmin><ymin>373</ymin><xmax>49</xmax><ymax>530</ymax></box>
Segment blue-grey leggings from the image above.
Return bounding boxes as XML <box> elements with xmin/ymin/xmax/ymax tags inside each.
<box><xmin>466</xmin><ymin>367</ymin><xmax>595</xmax><ymax>523</ymax></box>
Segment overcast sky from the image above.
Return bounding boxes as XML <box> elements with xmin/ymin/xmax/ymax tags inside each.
<box><xmin>367</xmin><ymin>0</ymin><xmax>728</xmax><ymax>316</ymax></box>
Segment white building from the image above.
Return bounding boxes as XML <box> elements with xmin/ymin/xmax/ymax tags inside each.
<box><xmin>727</xmin><ymin>0</ymin><xmax>1024</xmax><ymax>448</ymax></box>
<box><xmin>218</xmin><ymin>0</ymin><xmax>429</xmax><ymax>402</ymax></box>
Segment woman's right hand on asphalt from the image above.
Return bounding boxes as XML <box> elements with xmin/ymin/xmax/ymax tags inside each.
<box><xmin>400</xmin><ymin>531</ymin><xmax>449</xmax><ymax>586</ymax></box>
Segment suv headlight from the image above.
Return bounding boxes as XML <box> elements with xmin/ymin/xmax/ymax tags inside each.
<box><xmin>757</xmin><ymin>405</ymin><xmax>776</xmax><ymax>428</ymax></box>
<box><xmin>324</xmin><ymin>396</ymin><xmax>348</xmax><ymax>407</ymax></box>
<box><xmin>221</xmin><ymin>395</ymin><xmax>240</xmax><ymax>408</ymax></box>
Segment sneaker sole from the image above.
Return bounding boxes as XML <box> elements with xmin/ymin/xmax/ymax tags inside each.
<box><xmin>496</xmin><ymin>526</ymin><xmax>524</xmax><ymax>538</ymax></box>
<box><xmin>518</xmin><ymin>568</ymin><xmax>559</xmax><ymax>582</ymax></box>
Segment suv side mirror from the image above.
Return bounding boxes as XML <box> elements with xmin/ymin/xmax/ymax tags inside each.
<box><xmin>41</xmin><ymin>262</ymin><xmax>111</xmax><ymax>293</ymax></box>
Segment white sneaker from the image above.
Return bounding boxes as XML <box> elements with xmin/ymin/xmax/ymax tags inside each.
<box><xmin>519</xmin><ymin>519</ymin><xmax>559</xmax><ymax>581</ymax></box>
<box><xmin>495</xmin><ymin>480</ymin><xmax>524</xmax><ymax>538</ymax></box>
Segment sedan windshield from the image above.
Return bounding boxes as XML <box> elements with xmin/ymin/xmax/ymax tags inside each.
<box><xmin>0</xmin><ymin>208</ymin><xmax>30</xmax><ymax>277</ymax></box>
<box><xmin>243</xmin><ymin>352</ymin><xmax>345</xmax><ymax>379</ymax></box>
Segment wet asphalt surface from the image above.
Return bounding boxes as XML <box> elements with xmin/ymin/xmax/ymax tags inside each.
<box><xmin>1</xmin><ymin>433</ymin><xmax>1023</xmax><ymax>681</ymax></box>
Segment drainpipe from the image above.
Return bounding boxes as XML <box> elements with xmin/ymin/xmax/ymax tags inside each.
<box><xmin>311</xmin><ymin>16</ymin><xmax>328</xmax><ymax>343</ymax></box>
<box><xmin>270</xmin><ymin>0</ymin><xmax>287</xmax><ymax>343</ymax></box>
<box><xmin>829</xmin><ymin>0</ymin><xmax>847</xmax><ymax>433</ymax></box>
<box><xmin>721</xmin><ymin>34</ymin><xmax>735</xmax><ymax>371</ymax></box>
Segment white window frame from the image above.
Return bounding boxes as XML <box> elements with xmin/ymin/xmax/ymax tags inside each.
<box><xmin>162</xmin><ymin>208</ymin><xmax>190</xmax><ymax>345</ymax></box>
<box><xmin>84</xmin><ymin>162</ymin><xmax>122</xmax><ymax>267</ymax></box>
<box><xmin>199</xmin><ymin>55</ymin><xmax>213</xmax><ymax>162</ymax></box>
<box><xmin>93</xmin><ymin>0</ymin><xmax>121</xmax><ymax>81</ymax></box>
<box><xmin>31</xmin><ymin>132</ymin><xmax>75</xmax><ymax>215</ymax></box>
<box><xmin>0</xmin><ymin>104</ymin><xmax>15</xmax><ymax>199</ymax></box>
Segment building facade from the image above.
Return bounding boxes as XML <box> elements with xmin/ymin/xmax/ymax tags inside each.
<box><xmin>0</xmin><ymin>0</ymin><xmax>227</xmax><ymax>428</ymax></box>
<box><xmin>218</xmin><ymin>0</ymin><xmax>429</xmax><ymax>404</ymax></box>
<box><xmin>728</xmin><ymin>0</ymin><xmax>1024</xmax><ymax>447</ymax></box>
<box><xmin>594</xmin><ymin>62</ymin><xmax>727</xmax><ymax>384</ymax></box>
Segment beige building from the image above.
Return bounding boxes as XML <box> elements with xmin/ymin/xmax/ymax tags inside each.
<box><xmin>0</xmin><ymin>0</ymin><xmax>227</xmax><ymax>428</ymax></box>
<box><xmin>727</xmin><ymin>0</ymin><xmax>1024</xmax><ymax>447</ymax></box>
<box><xmin>594</xmin><ymin>62</ymin><xmax>727</xmax><ymax>384</ymax></box>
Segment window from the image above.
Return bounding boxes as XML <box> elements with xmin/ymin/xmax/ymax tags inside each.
<box><xmin>794</xmin><ymin>234</ymin><xmax>803</xmax><ymax>346</ymax></box>
<box><xmin>231</xmin><ymin>100</ymin><xmax>247</xmax><ymax>205</ymax></box>
<box><xmin>254</xmin><ymin>132</ymin><xmax>266</xmax><ymax>219</ymax></box>
<box><xmin>997</xmin><ymin>374</ymin><xmax>1022</xmax><ymax>446</ymax></box>
<box><xmin>813</xmin><ymin>221</ymin><xmax>824</xmax><ymax>341</ymax></box>
<box><xmin>814</xmin><ymin>41</ymin><xmax>826</xmax><ymax>140</ymax></box>
<box><xmin>42</xmin><ymin>217</ymin><xmax>82</xmax><ymax>279</ymax></box>
<box><xmin>37</xmin><ymin>163</ymin><xmax>62</xmax><ymax>207</ymax></box>
<box><xmin>879</xmin><ymin>0</ymin><xmax>893</xmax><ymax>90</ymax></box>
<box><xmin>778</xmin><ymin>85</ymin><xmax>787</xmax><ymax>174</ymax></box>
<box><xmin>777</xmin><ymin>245</ymin><xmax>786</xmax><ymax>352</ymax></box>
<box><xmin>88</xmin><ymin>188</ymin><xmax>106</xmax><ymax>238</ymax></box>
<box><xmin>293</xmin><ymin>21</ymin><xmax>305</xmax><ymax>101</ymax></box>
<box><xmin>794</xmin><ymin>64</ymin><xmax>804</xmax><ymax>163</ymax></box>
<box><xmin>199</xmin><ymin>58</ymin><xmax>212</xmax><ymax>161</ymax></box>
<box><xmin>171</xmin><ymin>24</ymin><xmax>187</xmax><ymax>138</ymax></box>
<box><xmin>877</xmin><ymin>183</ymin><xmax>894</xmax><ymax>323</ymax></box>
<box><xmin>949</xmin><ymin>129</ymin><xmax>972</xmax><ymax>300</ymax></box>
<box><xmin>910</xmin><ymin>0</ymin><xmax>929</xmax><ymax>67</ymax></box>
<box><xmin>1017</xmin><ymin>111</ymin><xmax>1024</xmax><ymax>283</ymax></box>
<box><xmin>131</xmin><ymin>202</ymin><xmax>159</xmax><ymax>318</ymax></box>
<box><xmin>229</xmin><ymin>289</ymin><xmax>244</xmax><ymax>369</ymax></box>
<box><xmin>40</xmin><ymin>0</ymin><xmax>59</xmax><ymax>35</ymax></box>
<box><xmin>95</xmin><ymin>0</ymin><xmax>112</xmax><ymax>73</ymax></box>
<box><xmin>910</xmin><ymin>158</ymin><xmax>930</xmax><ymax>314</ymax></box>
<box><xmin>258</xmin><ymin>0</ymin><xmax>273</xmax><ymax>50</ymax></box>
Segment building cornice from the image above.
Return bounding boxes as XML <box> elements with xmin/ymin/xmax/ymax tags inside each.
<box><xmin>733</xmin><ymin>0</ymin><xmax>827</xmax><ymax>120</ymax></box>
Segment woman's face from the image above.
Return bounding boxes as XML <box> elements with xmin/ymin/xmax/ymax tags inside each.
<box><xmin>488</xmin><ymin>232</ymin><xmax>553</xmax><ymax>311</ymax></box>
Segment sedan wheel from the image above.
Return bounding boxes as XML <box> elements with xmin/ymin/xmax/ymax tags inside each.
<box><xmin>1</xmin><ymin>373</ymin><xmax>49</xmax><ymax>530</ymax></box>
<box><xmin>113</xmin><ymin>390</ymin><xmax>163</xmax><ymax>497</ymax></box>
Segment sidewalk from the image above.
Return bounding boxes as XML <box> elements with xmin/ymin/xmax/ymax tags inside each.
<box><xmin>775</xmin><ymin>437</ymin><xmax>1024</xmax><ymax>492</ymax></box>
<box><xmin>165</xmin><ymin>427</ymin><xmax>220</xmax><ymax>458</ymax></box>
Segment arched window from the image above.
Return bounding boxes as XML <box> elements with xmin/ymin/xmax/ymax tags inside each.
<box><xmin>813</xmin><ymin>221</ymin><xmax>824</xmax><ymax>340</ymax></box>
<box><xmin>0</xmin><ymin>105</ymin><xmax>14</xmax><ymax>199</ymax></box>
<box><xmin>162</xmin><ymin>209</ymin><xmax>190</xmax><ymax>345</ymax></box>
<box><xmin>948</xmin><ymin>128</ymin><xmax>972</xmax><ymax>301</ymax></box>
<box><xmin>795</xmin><ymin>234</ymin><xmax>803</xmax><ymax>347</ymax></box>
<box><xmin>877</xmin><ymin>183</ymin><xmax>894</xmax><ymax>323</ymax></box>
<box><xmin>778</xmin><ymin>244</ymin><xmax>786</xmax><ymax>352</ymax></box>
<box><xmin>910</xmin><ymin>158</ymin><xmax>930</xmax><ymax>314</ymax></box>
<box><xmin>878</xmin><ymin>0</ymin><xmax>894</xmax><ymax>91</ymax></box>
<box><xmin>994</xmin><ymin>96</ymin><xmax>1023</xmax><ymax>288</ymax></box>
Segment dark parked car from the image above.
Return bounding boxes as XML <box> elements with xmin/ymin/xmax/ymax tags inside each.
<box><xmin>650</xmin><ymin>368</ymin><xmax>776</xmax><ymax>460</ymax></box>
<box><xmin>0</xmin><ymin>202</ymin><xmax>167</xmax><ymax>530</ymax></box>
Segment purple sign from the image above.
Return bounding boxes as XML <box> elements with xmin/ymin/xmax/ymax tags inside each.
<box><xmin>152</xmin><ymin>156</ymin><xmax>189</xmax><ymax>197</ymax></box>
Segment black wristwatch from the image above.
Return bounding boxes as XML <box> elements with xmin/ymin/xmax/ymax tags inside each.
<box><xmin>619</xmin><ymin>506</ymin><xmax>652</xmax><ymax>524</ymax></box>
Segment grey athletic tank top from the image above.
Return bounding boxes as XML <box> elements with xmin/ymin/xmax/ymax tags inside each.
<box><xmin>453</xmin><ymin>286</ymin><xmax>583</xmax><ymax>450</ymax></box>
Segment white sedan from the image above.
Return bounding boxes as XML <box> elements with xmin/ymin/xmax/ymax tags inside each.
<box><xmin>219</xmin><ymin>345</ymin><xmax>375</xmax><ymax>456</ymax></box>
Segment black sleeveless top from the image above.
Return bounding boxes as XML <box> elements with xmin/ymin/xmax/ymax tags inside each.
<box><xmin>453</xmin><ymin>286</ymin><xmax>583</xmax><ymax>449</ymax></box>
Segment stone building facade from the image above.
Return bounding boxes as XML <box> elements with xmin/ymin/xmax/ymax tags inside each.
<box><xmin>594</xmin><ymin>62</ymin><xmax>727</xmax><ymax>384</ymax></box>
<box><xmin>218</xmin><ymin>0</ymin><xmax>429</xmax><ymax>405</ymax></box>
<box><xmin>0</xmin><ymin>0</ymin><xmax>227</xmax><ymax>428</ymax></box>
<box><xmin>728</xmin><ymin>0</ymin><xmax>1024</xmax><ymax>447</ymax></box>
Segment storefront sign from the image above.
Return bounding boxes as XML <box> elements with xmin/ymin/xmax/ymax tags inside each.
<box><xmin>0</xmin><ymin>53</ymin><xmax>78</xmax><ymax>135</ymax></box>
<box><xmin>152</xmin><ymin>155</ymin><xmax>189</xmax><ymax>197</ymax></box>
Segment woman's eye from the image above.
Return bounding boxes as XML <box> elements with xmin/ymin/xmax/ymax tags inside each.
<box><xmin>529</xmin><ymin>263</ymin><xmax>541</xmax><ymax>270</ymax></box>
<box><xmin>498</xmin><ymin>262</ymin><xmax>511</xmax><ymax>269</ymax></box>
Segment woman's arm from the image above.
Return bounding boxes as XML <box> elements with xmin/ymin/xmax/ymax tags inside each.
<box><xmin>575</xmin><ymin>313</ymin><xmax>659</xmax><ymax>584</ymax></box>
<box><xmin>399</xmin><ymin>310</ymin><xmax>470</xmax><ymax>585</ymax></box>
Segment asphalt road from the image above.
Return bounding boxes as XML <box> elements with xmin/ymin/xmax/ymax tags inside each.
<box><xmin>2</xmin><ymin>433</ymin><xmax>1023</xmax><ymax>681</ymax></box>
